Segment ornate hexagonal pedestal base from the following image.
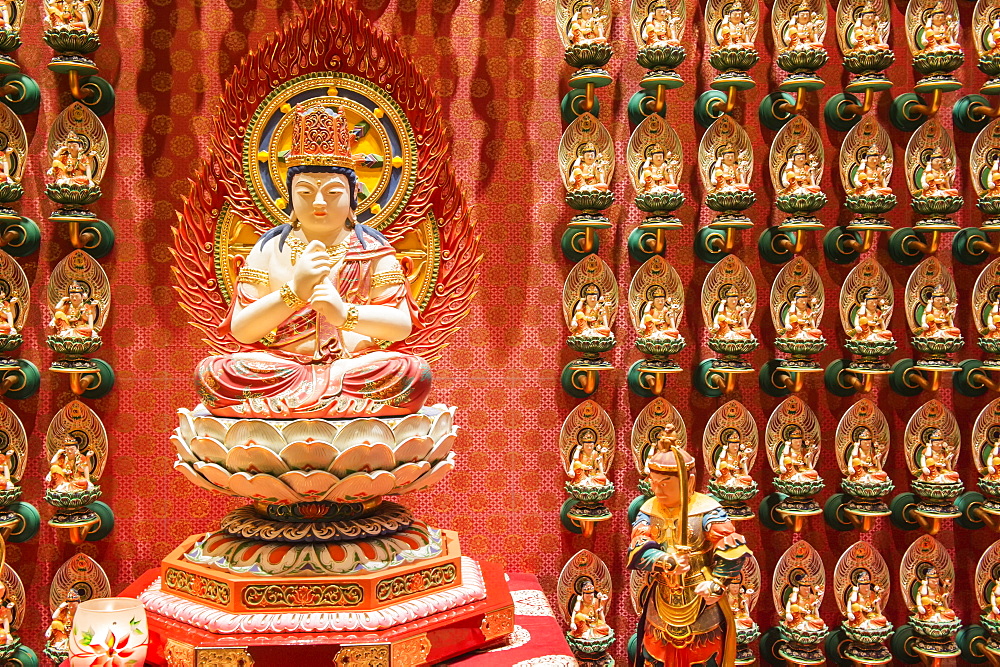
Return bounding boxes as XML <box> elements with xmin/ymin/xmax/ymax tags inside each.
<box><xmin>126</xmin><ymin>559</ymin><xmax>514</xmax><ymax>667</ymax></box>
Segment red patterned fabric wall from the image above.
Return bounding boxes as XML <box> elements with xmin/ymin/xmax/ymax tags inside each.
<box><xmin>3</xmin><ymin>0</ymin><xmax>995</xmax><ymax>663</ymax></box>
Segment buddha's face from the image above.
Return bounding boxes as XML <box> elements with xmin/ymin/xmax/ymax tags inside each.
<box><xmin>730</xmin><ymin>9</ymin><xmax>744</xmax><ymax>22</ymax></box>
<box><xmin>933</xmin><ymin>295</ymin><xmax>946</xmax><ymax>308</ymax></box>
<box><xmin>651</xmin><ymin>152</ymin><xmax>665</xmax><ymax>166</ymax></box>
<box><xmin>581</xmin><ymin>437</ymin><xmax>596</xmax><ymax>454</ymax></box>
<box><xmin>796</xmin><ymin>9</ymin><xmax>811</xmax><ymax>23</ymax></box>
<box><xmin>790</xmin><ymin>434</ymin><xmax>804</xmax><ymax>449</ymax></box>
<box><xmin>861</xmin><ymin>12</ymin><xmax>874</xmax><ymax>26</ymax></box>
<box><xmin>726</xmin><ymin>435</ymin><xmax>741</xmax><ymax>453</ymax></box>
<box><xmin>583</xmin><ymin>150</ymin><xmax>596</xmax><ymax>165</ymax></box>
<box><xmin>726</xmin><ymin>295</ymin><xmax>739</xmax><ymax>308</ymax></box>
<box><xmin>722</xmin><ymin>151</ymin><xmax>736</xmax><ymax>165</ymax></box>
<box><xmin>585</xmin><ymin>289</ymin><xmax>599</xmax><ymax>306</ymax></box>
<box><xmin>652</xmin><ymin>295</ymin><xmax>665</xmax><ymax>308</ymax></box>
<box><xmin>865</xmin><ymin>296</ymin><xmax>880</xmax><ymax>309</ymax></box>
<box><xmin>291</xmin><ymin>171</ymin><xmax>353</xmax><ymax>232</ymax></box>
<box><xmin>865</xmin><ymin>154</ymin><xmax>879</xmax><ymax>168</ymax></box>
<box><xmin>793</xmin><ymin>153</ymin><xmax>807</xmax><ymax>166</ymax></box>
<box><xmin>69</xmin><ymin>286</ymin><xmax>86</xmax><ymax>305</ymax></box>
<box><xmin>795</xmin><ymin>295</ymin><xmax>809</xmax><ymax>308</ymax></box>
<box><xmin>654</xmin><ymin>7</ymin><xmax>667</xmax><ymax>19</ymax></box>
<box><xmin>932</xmin><ymin>12</ymin><xmax>944</xmax><ymax>26</ymax></box>
<box><xmin>581</xmin><ymin>5</ymin><xmax>594</xmax><ymax>19</ymax></box>
<box><xmin>931</xmin><ymin>156</ymin><xmax>945</xmax><ymax>170</ymax></box>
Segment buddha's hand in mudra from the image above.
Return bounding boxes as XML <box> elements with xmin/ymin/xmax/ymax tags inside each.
<box><xmin>311</xmin><ymin>278</ymin><xmax>347</xmax><ymax>327</ymax></box>
<box><xmin>290</xmin><ymin>240</ymin><xmax>337</xmax><ymax>301</ymax></box>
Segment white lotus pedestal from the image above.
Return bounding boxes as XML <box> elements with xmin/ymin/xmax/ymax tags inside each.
<box><xmin>124</xmin><ymin>406</ymin><xmax>514</xmax><ymax>666</ymax></box>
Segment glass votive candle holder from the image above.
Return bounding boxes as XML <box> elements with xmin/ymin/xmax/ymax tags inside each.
<box><xmin>68</xmin><ymin>597</ymin><xmax>148</xmax><ymax>667</ymax></box>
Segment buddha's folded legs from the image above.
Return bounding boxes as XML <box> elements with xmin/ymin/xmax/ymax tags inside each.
<box><xmin>195</xmin><ymin>350</ymin><xmax>432</xmax><ymax>419</ymax></box>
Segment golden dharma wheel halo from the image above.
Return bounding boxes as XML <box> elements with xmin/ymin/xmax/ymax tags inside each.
<box><xmin>0</xmin><ymin>102</ymin><xmax>27</xmax><ymax>184</ymax></box>
<box><xmin>900</xmin><ymin>534</ymin><xmax>954</xmax><ymax>612</ymax></box>
<box><xmin>0</xmin><ymin>403</ymin><xmax>27</xmax><ymax>485</ymax></box>
<box><xmin>47</xmin><ymin>249</ymin><xmax>111</xmax><ymax>334</ymax></box>
<box><xmin>47</xmin><ymin>102</ymin><xmax>109</xmax><ymax>186</ymax></box>
<box><xmin>556</xmin><ymin>549</ymin><xmax>613</xmax><ymax>624</ymax></box>
<box><xmin>834</xmin><ymin>398</ymin><xmax>890</xmax><ymax>476</ymax></box>
<box><xmin>49</xmin><ymin>552</ymin><xmax>111</xmax><ymax>613</ymax></box>
<box><xmin>975</xmin><ymin>537</ymin><xmax>1000</xmax><ymax>609</ymax></box>
<box><xmin>242</xmin><ymin>72</ymin><xmax>418</xmax><ymax>232</ymax></box>
<box><xmin>44</xmin><ymin>400</ymin><xmax>109</xmax><ymax>481</ymax></box>
<box><xmin>0</xmin><ymin>563</ymin><xmax>23</xmax><ymax>631</ymax></box>
<box><xmin>833</xmin><ymin>541</ymin><xmax>891</xmax><ymax>616</ymax></box>
<box><xmin>972</xmin><ymin>398</ymin><xmax>1000</xmax><ymax>476</ymax></box>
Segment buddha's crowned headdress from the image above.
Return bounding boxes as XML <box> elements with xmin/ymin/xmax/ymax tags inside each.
<box><xmin>286</xmin><ymin>104</ymin><xmax>356</xmax><ymax>170</ymax></box>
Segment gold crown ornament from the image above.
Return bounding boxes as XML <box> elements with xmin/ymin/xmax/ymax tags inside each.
<box><xmin>285</xmin><ymin>104</ymin><xmax>356</xmax><ymax>170</ymax></box>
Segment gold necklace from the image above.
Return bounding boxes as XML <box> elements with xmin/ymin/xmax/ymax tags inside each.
<box><xmin>286</xmin><ymin>235</ymin><xmax>351</xmax><ymax>265</ymax></box>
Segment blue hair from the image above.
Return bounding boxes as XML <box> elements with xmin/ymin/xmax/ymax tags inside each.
<box><xmin>258</xmin><ymin>165</ymin><xmax>388</xmax><ymax>252</ymax></box>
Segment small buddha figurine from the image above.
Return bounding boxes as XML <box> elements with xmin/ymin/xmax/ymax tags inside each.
<box><xmin>567</xmin><ymin>428</ymin><xmax>610</xmax><ymax>488</ymax></box>
<box><xmin>851</xmin><ymin>148</ymin><xmax>893</xmax><ymax>196</ymax></box>
<box><xmin>850</xmin><ymin>5</ymin><xmax>890</xmax><ymax>51</ymax></box>
<box><xmin>714</xmin><ymin>429</ymin><xmax>755</xmax><ymax>487</ymax></box>
<box><xmin>45</xmin><ymin>436</ymin><xmax>94</xmax><ymax>494</ymax></box>
<box><xmin>782</xmin><ymin>287</ymin><xmax>823</xmax><ymax>340</ymax></box>
<box><xmin>49</xmin><ymin>280</ymin><xmax>98</xmax><ymax>339</ymax></box>
<box><xmin>0</xmin><ymin>147</ymin><xmax>16</xmax><ymax>186</ymax></box>
<box><xmin>0</xmin><ymin>579</ymin><xmax>13</xmax><ymax>647</ymax></box>
<box><xmin>709</xmin><ymin>144</ymin><xmax>752</xmax><ymax>194</ymax></box>
<box><xmin>644</xmin><ymin>3</ymin><xmax>682</xmax><ymax>46</ymax></box>
<box><xmin>47</xmin><ymin>132</ymin><xmax>97</xmax><ymax>187</ymax></box>
<box><xmin>640</xmin><ymin>149</ymin><xmax>681</xmax><ymax>194</ymax></box>
<box><xmin>986</xmin><ymin>297</ymin><xmax>1000</xmax><ymax>340</ymax></box>
<box><xmin>711</xmin><ymin>287</ymin><xmax>755</xmax><ymax>341</ymax></box>
<box><xmin>918</xmin><ymin>428</ymin><xmax>961</xmax><ymax>484</ymax></box>
<box><xmin>570</xmin><ymin>283</ymin><xmax>613</xmax><ymax>337</ymax></box>
<box><xmin>777</xmin><ymin>427</ymin><xmax>821</xmax><ymax>483</ymax></box>
<box><xmin>987</xmin><ymin>580</ymin><xmax>1000</xmax><ymax>621</ymax></box>
<box><xmin>728</xmin><ymin>574</ymin><xmax>757</xmax><ymax>630</ymax></box>
<box><xmin>43</xmin><ymin>0</ymin><xmax>90</xmax><ymax>31</ymax></box>
<box><xmin>920</xmin><ymin>152</ymin><xmax>960</xmax><ymax>198</ymax></box>
<box><xmin>919</xmin><ymin>5</ymin><xmax>961</xmax><ymax>54</ymax></box>
<box><xmin>850</xmin><ymin>292</ymin><xmax>894</xmax><ymax>342</ymax></box>
<box><xmin>0</xmin><ymin>0</ymin><xmax>12</xmax><ymax>30</ymax></box>
<box><xmin>629</xmin><ymin>448</ymin><xmax>751</xmax><ymax>665</ymax></box>
<box><xmin>569</xmin><ymin>3</ymin><xmax>608</xmax><ymax>45</ymax></box>
<box><xmin>779</xmin><ymin>144</ymin><xmax>822</xmax><ymax>196</ymax></box>
<box><xmin>785</xmin><ymin>4</ymin><xmax>826</xmax><ymax>51</ymax></box>
<box><xmin>569</xmin><ymin>578</ymin><xmax>612</xmax><ymax>639</ymax></box>
<box><xmin>718</xmin><ymin>2</ymin><xmax>756</xmax><ymax>49</ymax></box>
<box><xmin>0</xmin><ymin>449</ymin><xmax>15</xmax><ymax>491</ymax></box>
<box><xmin>916</xmin><ymin>566</ymin><xmax>957</xmax><ymax>622</ymax></box>
<box><xmin>45</xmin><ymin>589</ymin><xmax>81</xmax><ymax>656</ymax></box>
<box><xmin>846</xmin><ymin>427</ymin><xmax>889</xmax><ymax>485</ymax></box>
<box><xmin>194</xmin><ymin>105</ymin><xmax>433</xmax><ymax>419</ymax></box>
<box><xmin>639</xmin><ymin>286</ymin><xmax>681</xmax><ymax>340</ymax></box>
<box><xmin>919</xmin><ymin>287</ymin><xmax>962</xmax><ymax>339</ymax></box>
<box><xmin>985</xmin><ymin>158</ymin><xmax>1000</xmax><ymax>197</ymax></box>
<box><xmin>846</xmin><ymin>570</ymin><xmax>889</xmax><ymax>630</ymax></box>
<box><xmin>569</xmin><ymin>143</ymin><xmax>610</xmax><ymax>192</ymax></box>
<box><xmin>0</xmin><ymin>285</ymin><xmax>18</xmax><ymax>336</ymax></box>
<box><xmin>983</xmin><ymin>432</ymin><xmax>1000</xmax><ymax>482</ymax></box>
<box><xmin>784</xmin><ymin>577</ymin><xmax>827</xmax><ymax>632</ymax></box>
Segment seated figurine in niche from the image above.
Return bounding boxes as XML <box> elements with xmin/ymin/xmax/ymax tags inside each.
<box><xmin>846</xmin><ymin>570</ymin><xmax>889</xmax><ymax>630</ymax></box>
<box><xmin>918</xmin><ymin>429</ymin><xmax>961</xmax><ymax>484</ymax></box>
<box><xmin>984</xmin><ymin>431</ymin><xmax>1000</xmax><ymax>482</ymax></box>
<box><xmin>916</xmin><ymin>566</ymin><xmax>957</xmax><ymax>622</ymax></box>
<box><xmin>919</xmin><ymin>287</ymin><xmax>962</xmax><ymax>339</ymax></box>
<box><xmin>919</xmin><ymin>6</ymin><xmax>961</xmax><ymax>54</ymax></box>
<box><xmin>776</xmin><ymin>426</ymin><xmax>820</xmax><ymax>483</ymax></box>
<box><xmin>569</xmin><ymin>578</ymin><xmax>612</xmax><ymax>639</ymax></box>
<box><xmin>0</xmin><ymin>146</ymin><xmax>16</xmax><ymax>186</ymax></box>
<box><xmin>49</xmin><ymin>281</ymin><xmax>98</xmax><ymax>339</ymax></box>
<box><xmin>43</xmin><ymin>0</ymin><xmax>90</xmax><ymax>31</ymax></box>
<box><xmin>718</xmin><ymin>2</ymin><xmax>755</xmax><ymax>48</ymax></box>
<box><xmin>0</xmin><ymin>448</ymin><xmax>15</xmax><ymax>491</ymax></box>
<box><xmin>569</xmin><ymin>143</ymin><xmax>609</xmax><ymax>192</ymax></box>
<box><xmin>566</xmin><ymin>428</ymin><xmax>610</xmax><ymax>488</ymax></box>
<box><xmin>45</xmin><ymin>436</ymin><xmax>94</xmax><ymax>494</ymax></box>
<box><xmin>195</xmin><ymin>105</ymin><xmax>433</xmax><ymax>419</ymax></box>
<box><xmin>920</xmin><ymin>152</ymin><xmax>960</xmax><ymax>198</ymax></box>
<box><xmin>639</xmin><ymin>286</ymin><xmax>681</xmax><ymax>340</ymax></box>
<box><xmin>782</xmin><ymin>287</ymin><xmax>823</xmax><ymax>340</ymax></box>
<box><xmin>45</xmin><ymin>590</ymin><xmax>80</xmax><ymax>656</ymax></box>
<box><xmin>850</xmin><ymin>291</ymin><xmax>894</xmax><ymax>342</ymax></box>
<box><xmin>714</xmin><ymin>429</ymin><xmax>755</xmax><ymax>488</ymax></box>
<box><xmin>779</xmin><ymin>144</ymin><xmax>823</xmax><ymax>196</ymax></box>
<box><xmin>711</xmin><ymin>287</ymin><xmax>754</xmax><ymax>341</ymax></box>
<box><xmin>569</xmin><ymin>3</ymin><xmax>608</xmax><ymax>45</ymax></box>
<box><xmin>570</xmin><ymin>283</ymin><xmax>613</xmax><ymax>338</ymax></box>
<box><xmin>640</xmin><ymin>148</ymin><xmax>681</xmax><ymax>194</ymax></box>
<box><xmin>728</xmin><ymin>573</ymin><xmax>756</xmax><ymax>630</ymax></box>
<box><xmin>986</xmin><ymin>158</ymin><xmax>1000</xmax><ymax>197</ymax></box>
<box><xmin>0</xmin><ymin>284</ymin><xmax>18</xmax><ymax>336</ymax></box>
<box><xmin>986</xmin><ymin>297</ymin><xmax>1000</xmax><ymax>340</ymax></box>
<box><xmin>0</xmin><ymin>579</ymin><xmax>12</xmax><ymax>647</ymax></box>
<box><xmin>783</xmin><ymin>576</ymin><xmax>827</xmax><ymax>632</ymax></box>
<box><xmin>47</xmin><ymin>132</ymin><xmax>97</xmax><ymax>187</ymax></box>
<box><xmin>988</xmin><ymin>582</ymin><xmax>1000</xmax><ymax>621</ymax></box>
<box><xmin>850</xmin><ymin>5</ymin><xmax>889</xmax><ymax>51</ymax></box>
<box><xmin>644</xmin><ymin>3</ymin><xmax>682</xmax><ymax>47</ymax></box>
<box><xmin>709</xmin><ymin>144</ymin><xmax>752</xmax><ymax>194</ymax></box>
<box><xmin>785</xmin><ymin>4</ymin><xmax>826</xmax><ymax>51</ymax></box>
<box><xmin>851</xmin><ymin>148</ymin><xmax>893</xmax><ymax>196</ymax></box>
<box><xmin>846</xmin><ymin>427</ymin><xmax>889</xmax><ymax>485</ymax></box>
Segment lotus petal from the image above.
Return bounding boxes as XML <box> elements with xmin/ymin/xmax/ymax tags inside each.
<box><xmin>192</xmin><ymin>461</ymin><xmax>234</xmax><ymax>489</ymax></box>
<box><xmin>227</xmin><ymin>471</ymin><xmax>302</xmax><ymax>504</ymax></box>
<box><xmin>279</xmin><ymin>440</ymin><xmax>339</xmax><ymax>471</ymax></box>
<box><xmin>193</xmin><ymin>415</ymin><xmax>227</xmax><ymax>441</ymax></box>
<box><xmin>392</xmin><ymin>414</ymin><xmax>432</xmax><ymax>443</ymax></box>
<box><xmin>323</xmin><ymin>470</ymin><xmax>396</xmax><ymax>503</ymax></box>
<box><xmin>225</xmin><ymin>420</ymin><xmax>284</xmax><ymax>453</ymax></box>
<box><xmin>427</xmin><ymin>432</ymin><xmax>457</xmax><ymax>464</ymax></box>
<box><xmin>393</xmin><ymin>436</ymin><xmax>433</xmax><ymax>463</ymax></box>
<box><xmin>190</xmin><ymin>437</ymin><xmax>228</xmax><ymax>464</ymax></box>
<box><xmin>171</xmin><ymin>434</ymin><xmax>198</xmax><ymax>464</ymax></box>
<box><xmin>429</xmin><ymin>407</ymin><xmax>456</xmax><ymax>441</ymax></box>
<box><xmin>174</xmin><ymin>461</ymin><xmax>236</xmax><ymax>496</ymax></box>
<box><xmin>395</xmin><ymin>455</ymin><xmax>454</xmax><ymax>494</ymax></box>
<box><xmin>225</xmin><ymin>444</ymin><xmax>291</xmax><ymax>475</ymax></box>
<box><xmin>329</xmin><ymin>442</ymin><xmax>396</xmax><ymax>477</ymax></box>
<box><xmin>177</xmin><ymin>409</ymin><xmax>196</xmax><ymax>443</ymax></box>
<box><xmin>390</xmin><ymin>461</ymin><xmax>431</xmax><ymax>488</ymax></box>
<box><xmin>332</xmin><ymin>419</ymin><xmax>394</xmax><ymax>452</ymax></box>
<box><xmin>280</xmin><ymin>419</ymin><xmax>339</xmax><ymax>445</ymax></box>
<box><xmin>278</xmin><ymin>470</ymin><xmax>340</xmax><ymax>500</ymax></box>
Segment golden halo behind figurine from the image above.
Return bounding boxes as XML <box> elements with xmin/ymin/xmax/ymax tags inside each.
<box><xmin>630</xmin><ymin>396</ymin><xmax>686</xmax><ymax>475</ymax></box>
<box><xmin>48</xmin><ymin>552</ymin><xmax>110</xmax><ymax>612</ymax></box>
<box><xmin>44</xmin><ymin>400</ymin><xmax>108</xmax><ymax>480</ymax></box>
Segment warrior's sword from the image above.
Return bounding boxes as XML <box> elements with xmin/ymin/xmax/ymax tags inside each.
<box><xmin>671</xmin><ymin>444</ymin><xmax>689</xmax><ymax>548</ymax></box>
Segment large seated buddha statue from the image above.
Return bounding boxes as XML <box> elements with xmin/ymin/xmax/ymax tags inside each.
<box><xmin>195</xmin><ymin>105</ymin><xmax>432</xmax><ymax>419</ymax></box>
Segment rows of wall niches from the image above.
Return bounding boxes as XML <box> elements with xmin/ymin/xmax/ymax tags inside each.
<box><xmin>0</xmin><ymin>2</ymin><xmax>117</xmax><ymax>664</ymax></box>
<box><xmin>551</xmin><ymin>0</ymin><xmax>1000</xmax><ymax>664</ymax></box>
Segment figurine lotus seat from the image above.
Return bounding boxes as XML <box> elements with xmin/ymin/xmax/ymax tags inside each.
<box><xmin>708</xmin><ymin>479</ymin><xmax>758</xmax><ymax>504</ymax></box>
<box><xmin>911</xmin><ymin>335</ymin><xmax>964</xmax><ymax>357</ymax></box>
<box><xmin>637</xmin><ymin>44</ymin><xmax>685</xmax><ymax>70</ymax></box>
<box><xmin>912</xmin><ymin>50</ymin><xmax>964</xmax><ymax>74</ymax></box>
<box><xmin>846</xmin><ymin>192</ymin><xmax>897</xmax><ymax>215</ymax></box>
<box><xmin>42</xmin><ymin>28</ymin><xmax>100</xmax><ymax>55</ymax></box>
<box><xmin>911</xmin><ymin>616</ymin><xmax>962</xmax><ymax>639</ymax></box>
<box><xmin>776</xmin><ymin>191</ymin><xmax>827</xmax><ymax>215</ymax></box>
<box><xmin>0</xmin><ymin>181</ymin><xmax>22</xmax><ymax>204</ymax></box>
<box><xmin>980</xmin><ymin>478</ymin><xmax>1000</xmax><ymax>499</ymax></box>
<box><xmin>634</xmin><ymin>335</ymin><xmax>685</xmax><ymax>357</ymax></box>
<box><xmin>708</xmin><ymin>337</ymin><xmax>758</xmax><ymax>356</ymax></box>
<box><xmin>844</xmin><ymin>338</ymin><xmax>897</xmax><ymax>358</ymax></box>
<box><xmin>566</xmin><ymin>630</ymin><xmax>615</xmax><ymax>657</ymax></box>
<box><xmin>565</xmin><ymin>189</ymin><xmax>614</xmax><ymax>211</ymax></box>
<box><xmin>564</xmin><ymin>42</ymin><xmax>613</xmax><ymax>69</ymax></box>
<box><xmin>0</xmin><ymin>333</ymin><xmax>20</xmax><ymax>354</ymax></box>
<box><xmin>979</xmin><ymin>194</ymin><xmax>1000</xmax><ymax>221</ymax></box>
<box><xmin>707</xmin><ymin>189</ymin><xmax>756</xmax><ymax>212</ymax></box>
<box><xmin>774</xmin><ymin>337</ymin><xmax>826</xmax><ymax>356</ymax></box>
<box><xmin>842</xmin><ymin>478</ymin><xmax>894</xmax><ymax>499</ymax></box>
<box><xmin>773</xmin><ymin>477</ymin><xmax>825</xmax><ymax>499</ymax></box>
<box><xmin>777</xmin><ymin>48</ymin><xmax>829</xmax><ymax>74</ymax></box>
<box><xmin>912</xmin><ymin>193</ymin><xmax>964</xmax><ymax>216</ymax></box>
<box><xmin>566</xmin><ymin>333</ymin><xmax>616</xmax><ymax>356</ymax></box>
<box><xmin>44</xmin><ymin>182</ymin><xmax>101</xmax><ymax>206</ymax></box>
<box><xmin>844</xmin><ymin>50</ymin><xmax>895</xmax><ymax>75</ymax></box>
<box><xmin>709</xmin><ymin>47</ymin><xmax>760</xmax><ymax>76</ymax></box>
<box><xmin>634</xmin><ymin>189</ymin><xmax>684</xmax><ymax>213</ymax></box>
<box><xmin>46</xmin><ymin>334</ymin><xmax>101</xmax><ymax>356</ymax></box>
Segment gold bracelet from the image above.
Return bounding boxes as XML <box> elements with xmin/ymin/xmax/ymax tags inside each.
<box><xmin>371</xmin><ymin>270</ymin><xmax>406</xmax><ymax>288</ymax></box>
<box><xmin>279</xmin><ymin>283</ymin><xmax>306</xmax><ymax>309</ymax></box>
<box><xmin>342</xmin><ymin>305</ymin><xmax>359</xmax><ymax>331</ymax></box>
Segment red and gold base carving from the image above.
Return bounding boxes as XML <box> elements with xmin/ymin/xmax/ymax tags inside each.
<box><xmin>122</xmin><ymin>562</ymin><xmax>514</xmax><ymax>667</ymax></box>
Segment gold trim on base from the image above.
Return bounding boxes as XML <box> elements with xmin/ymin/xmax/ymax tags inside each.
<box><xmin>333</xmin><ymin>644</ymin><xmax>390</xmax><ymax>666</ymax></box>
<box><xmin>481</xmin><ymin>605</ymin><xmax>516</xmax><ymax>642</ymax></box>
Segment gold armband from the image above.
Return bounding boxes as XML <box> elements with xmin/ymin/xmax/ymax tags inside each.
<box><xmin>238</xmin><ymin>266</ymin><xmax>270</xmax><ymax>286</ymax></box>
<box><xmin>279</xmin><ymin>283</ymin><xmax>306</xmax><ymax>309</ymax></box>
<box><xmin>342</xmin><ymin>305</ymin><xmax>359</xmax><ymax>331</ymax></box>
<box><xmin>371</xmin><ymin>270</ymin><xmax>406</xmax><ymax>288</ymax></box>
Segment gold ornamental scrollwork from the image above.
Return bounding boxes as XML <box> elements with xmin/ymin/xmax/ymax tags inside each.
<box><xmin>481</xmin><ymin>605</ymin><xmax>516</xmax><ymax>642</ymax></box>
<box><xmin>332</xmin><ymin>644</ymin><xmax>390</xmax><ymax>667</ymax></box>
<box><xmin>164</xmin><ymin>639</ymin><xmax>196</xmax><ymax>667</ymax></box>
<box><xmin>195</xmin><ymin>648</ymin><xmax>254</xmax><ymax>667</ymax></box>
<box><xmin>392</xmin><ymin>634</ymin><xmax>432</xmax><ymax>667</ymax></box>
